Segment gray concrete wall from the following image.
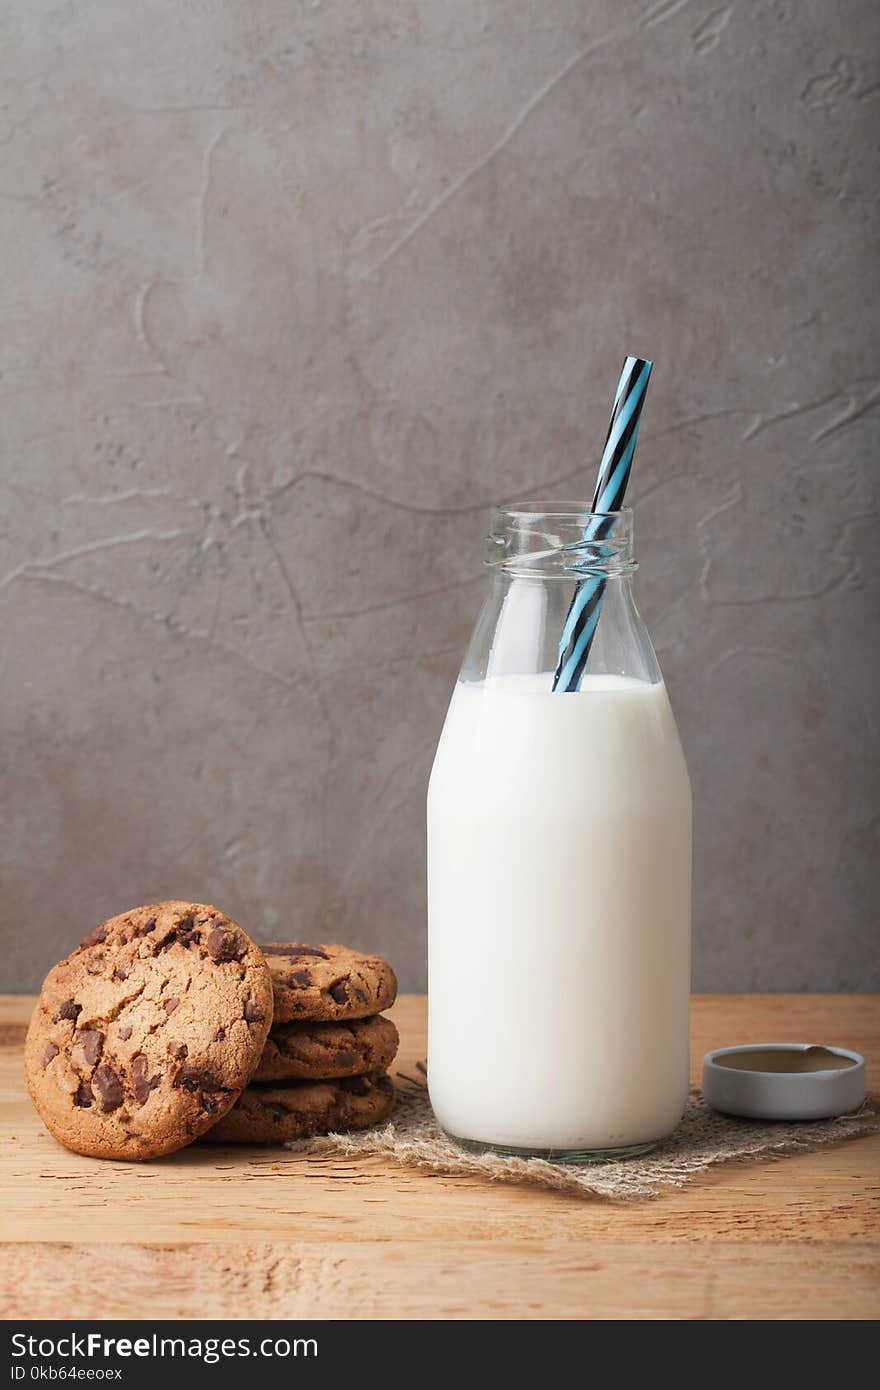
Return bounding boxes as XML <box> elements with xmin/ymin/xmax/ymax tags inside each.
<box><xmin>2</xmin><ymin>1</ymin><xmax>878</xmax><ymax>992</ymax></box>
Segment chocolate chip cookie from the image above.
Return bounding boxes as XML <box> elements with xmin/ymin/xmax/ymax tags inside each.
<box><xmin>264</xmin><ymin>943</ymin><xmax>397</xmax><ymax>1023</ymax></box>
<box><xmin>200</xmin><ymin>1071</ymin><xmax>395</xmax><ymax>1144</ymax></box>
<box><xmin>25</xmin><ymin>901</ymin><xmax>273</xmax><ymax>1160</ymax></box>
<box><xmin>253</xmin><ymin>1014</ymin><xmax>399</xmax><ymax>1083</ymax></box>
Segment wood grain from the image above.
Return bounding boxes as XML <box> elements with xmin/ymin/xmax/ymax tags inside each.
<box><xmin>2</xmin><ymin>994</ymin><xmax>878</xmax><ymax>1320</ymax></box>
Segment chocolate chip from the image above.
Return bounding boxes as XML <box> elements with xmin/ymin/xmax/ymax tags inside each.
<box><xmin>117</xmin><ymin>1025</ymin><xmax>132</xmax><ymax>1041</ymax></box>
<box><xmin>79</xmin><ymin>923</ymin><xmax>108</xmax><ymax>949</ymax></box>
<box><xmin>243</xmin><ymin>999</ymin><xmax>262</xmax><ymax>1022</ymax></box>
<box><xmin>206</xmin><ymin>925</ymin><xmax>243</xmax><ymax>963</ymax></box>
<box><xmin>264</xmin><ymin>943</ymin><xmax>328</xmax><ymax>959</ymax></box>
<box><xmin>130</xmin><ymin>1056</ymin><xmax>161</xmax><ymax>1104</ymax></box>
<box><xmin>171</xmin><ymin>1043</ymin><xmax>188</xmax><ymax>1060</ymax></box>
<box><xmin>92</xmin><ymin>1064</ymin><xmax>124</xmax><ymax>1112</ymax></box>
<box><xmin>77</xmin><ymin>1029</ymin><xmax>104</xmax><ymax>1067</ymax></box>
<box><xmin>290</xmin><ymin>969</ymin><xmax>312</xmax><ymax>986</ymax></box>
<box><xmin>336</xmin><ymin>1049</ymin><xmax>357</xmax><ymax>1069</ymax></box>
<box><xmin>339</xmin><ymin>1075</ymin><xmax>369</xmax><ymax>1095</ymax></box>
<box><xmin>162</xmin><ymin>997</ymin><xmax>179</xmax><ymax>1014</ymax></box>
<box><xmin>131</xmin><ymin>1054</ymin><xmax>151</xmax><ymax>1104</ymax></box>
<box><xmin>54</xmin><ymin>999</ymin><xmax>81</xmax><ymax>1023</ymax></box>
<box><xmin>200</xmin><ymin>1092</ymin><xmax>223</xmax><ymax>1115</ymax></box>
<box><xmin>134</xmin><ymin>916</ymin><xmax>157</xmax><ymax>936</ymax></box>
<box><xmin>113</xmin><ymin>964</ymin><xmax>129</xmax><ymax>981</ymax></box>
<box><xmin>157</xmin><ymin>919</ymin><xmax>202</xmax><ymax>952</ymax></box>
<box><xmin>42</xmin><ymin>1043</ymin><xmax>59</xmax><ymax>1067</ymax></box>
<box><xmin>176</xmin><ymin>1065</ymin><xmax>221</xmax><ymax>1094</ymax></box>
<box><xmin>329</xmin><ymin>980</ymin><xmax>349</xmax><ymax>1005</ymax></box>
<box><xmin>214</xmin><ymin>1028</ymin><xmax>226</xmax><ymax>1043</ymax></box>
<box><xmin>74</xmin><ymin>1080</ymin><xmax>93</xmax><ymax>1108</ymax></box>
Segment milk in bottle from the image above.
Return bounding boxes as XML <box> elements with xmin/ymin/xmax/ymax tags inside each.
<box><xmin>427</xmin><ymin>505</ymin><xmax>691</xmax><ymax>1158</ymax></box>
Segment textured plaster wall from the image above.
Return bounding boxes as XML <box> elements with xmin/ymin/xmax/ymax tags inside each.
<box><xmin>2</xmin><ymin>1</ymin><xmax>878</xmax><ymax>992</ymax></box>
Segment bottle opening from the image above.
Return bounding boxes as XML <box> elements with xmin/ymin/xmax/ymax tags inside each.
<box><xmin>488</xmin><ymin>502</ymin><xmax>636</xmax><ymax>578</ymax></box>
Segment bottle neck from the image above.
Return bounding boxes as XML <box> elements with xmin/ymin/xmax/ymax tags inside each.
<box><xmin>460</xmin><ymin>503</ymin><xmax>660</xmax><ymax>687</ymax></box>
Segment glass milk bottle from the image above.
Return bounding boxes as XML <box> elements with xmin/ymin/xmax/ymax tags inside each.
<box><xmin>427</xmin><ymin>503</ymin><xmax>692</xmax><ymax>1160</ymax></box>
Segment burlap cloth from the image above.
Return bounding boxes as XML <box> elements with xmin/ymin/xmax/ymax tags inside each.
<box><xmin>288</xmin><ymin>1064</ymin><xmax>878</xmax><ymax>1200</ymax></box>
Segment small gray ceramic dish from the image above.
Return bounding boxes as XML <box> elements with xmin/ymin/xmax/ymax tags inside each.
<box><xmin>702</xmin><ymin>1043</ymin><xmax>866</xmax><ymax>1121</ymax></box>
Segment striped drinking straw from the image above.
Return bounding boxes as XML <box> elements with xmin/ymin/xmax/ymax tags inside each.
<box><xmin>552</xmin><ymin>356</ymin><xmax>653</xmax><ymax>692</ymax></box>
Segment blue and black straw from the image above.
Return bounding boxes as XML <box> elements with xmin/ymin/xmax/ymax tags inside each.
<box><xmin>552</xmin><ymin>356</ymin><xmax>653</xmax><ymax>692</ymax></box>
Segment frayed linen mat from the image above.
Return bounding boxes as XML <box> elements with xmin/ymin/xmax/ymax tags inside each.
<box><xmin>287</xmin><ymin>1066</ymin><xmax>878</xmax><ymax>1200</ymax></box>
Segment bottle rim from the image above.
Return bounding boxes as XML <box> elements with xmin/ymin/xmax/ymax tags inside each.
<box><xmin>487</xmin><ymin>503</ymin><xmax>636</xmax><ymax>578</ymax></box>
<box><xmin>498</xmin><ymin>500</ymin><xmax>632</xmax><ymax>522</ymax></box>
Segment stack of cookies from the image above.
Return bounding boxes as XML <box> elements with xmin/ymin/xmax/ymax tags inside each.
<box><xmin>24</xmin><ymin>901</ymin><xmax>398</xmax><ymax>1161</ymax></box>
<box><xmin>204</xmin><ymin>942</ymin><xmax>399</xmax><ymax>1145</ymax></box>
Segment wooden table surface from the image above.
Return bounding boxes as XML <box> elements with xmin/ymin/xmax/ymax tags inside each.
<box><xmin>1</xmin><ymin>993</ymin><xmax>878</xmax><ymax>1321</ymax></box>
